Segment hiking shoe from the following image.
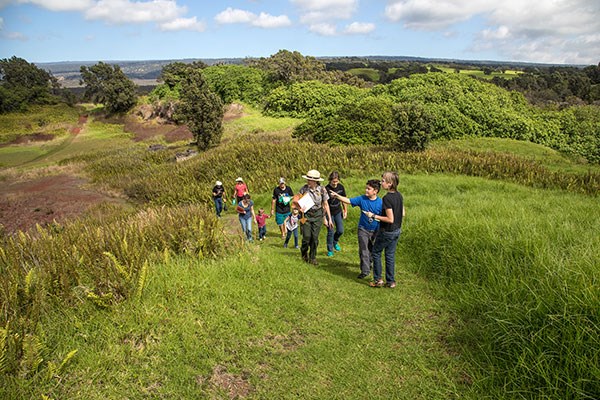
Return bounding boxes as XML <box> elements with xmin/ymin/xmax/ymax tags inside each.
<box><xmin>369</xmin><ymin>280</ymin><xmax>384</xmax><ymax>288</ymax></box>
<box><xmin>283</xmin><ymin>243</ymin><xmax>288</xmax><ymax>248</ymax></box>
<box><xmin>357</xmin><ymin>273</ymin><xmax>368</xmax><ymax>279</ymax></box>
<box><xmin>334</xmin><ymin>243</ymin><xmax>341</xmax><ymax>251</ymax></box>
<box><xmin>310</xmin><ymin>259</ymin><xmax>318</xmax><ymax>265</ymax></box>
<box><xmin>327</xmin><ymin>251</ymin><xmax>334</xmax><ymax>257</ymax></box>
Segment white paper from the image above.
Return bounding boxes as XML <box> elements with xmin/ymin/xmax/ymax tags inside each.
<box><xmin>297</xmin><ymin>193</ymin><xmax>315</xmax><ymax>213</ymax></box>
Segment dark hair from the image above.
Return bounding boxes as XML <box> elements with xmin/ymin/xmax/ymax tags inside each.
<box><xmin>243</xmin><ymin>194</ymin><xmax>251</xmax><ymax>200</ymax></box>
<box><xmin>366</xmin><ymin>179</ymin><xmax>380</xmax><ymax>192</ymax></box>
<box><xmin>328</xmin><ymin>171</ymin><xmax>340</xmax><ymax>181</ymax></box>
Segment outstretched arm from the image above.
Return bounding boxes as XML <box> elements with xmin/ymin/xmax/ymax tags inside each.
<box><xmin>329</xmin><ymin>190</ymin><xmax>351</xmax><ymax>205</ymax></box>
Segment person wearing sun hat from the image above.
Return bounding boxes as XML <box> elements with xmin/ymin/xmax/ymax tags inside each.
<box><xmin>232</xmin><ymin>177</ymin><xmax>249</xmax><ymax>204</ymax></box>
<box><xmin>212</xmin><ymin>180</ymin><xmax>226</xmax><ymax>217</ymax></box>
<box><xmin>292</xmin><ymin>169</ymin><xmax>332</xmax><ymax>265</ymax></box>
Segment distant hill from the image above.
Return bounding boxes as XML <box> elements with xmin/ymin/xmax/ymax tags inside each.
<box><xmin>36</xmin><ymin>58</ymin><xmax>245</xmax><ymax>88</ymax></box>
<box><xmin>36</xmin><ymin>56</ymin><xmax>584</xmax><ymax>88</ymax></box>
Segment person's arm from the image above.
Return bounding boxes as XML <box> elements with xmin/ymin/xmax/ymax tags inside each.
<box><xmin>250</xmin><ymin>205</ymin><xmax>257</xmax><ymax>222</ymax></box>
<box><xmin>271</xmin><ymin>197</ymin><xmax>276</xmax><ymax>215</ymax></box>
<box><xmin>329</xmin><ymin>190</ymin><xmax>351</xmax><ymax>205</ymax></box>
<box><xmin>323</xmin><ymin>201</ymin><xmax>333</xmax><ymax>228</ymax></box>
<box><xmin>365</xmin><ymin>207</ymin><xmax>393</xmax><ymax>224</ymax></box>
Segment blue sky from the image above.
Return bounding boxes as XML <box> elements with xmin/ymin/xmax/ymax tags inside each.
<box><xmin>1</xmin><ymin>0</ymin><xmax>599</xmax><ymax>65</ymax></box>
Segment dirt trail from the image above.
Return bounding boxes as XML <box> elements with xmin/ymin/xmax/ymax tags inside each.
<box><xmin>0</xmin><ymin>115</ymin><xmax>123</xmax><ymax>234</ymax></box>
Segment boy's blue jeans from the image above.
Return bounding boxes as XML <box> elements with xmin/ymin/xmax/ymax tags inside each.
<box><xmin>258</xmin><ymin>226</ymin><xmax>267</xmax><ymax>239</ymax></box>
<box><xmin>372</xmin><ymin>229</ymin><xmax>401</xmax><ymax>283</ymax></box>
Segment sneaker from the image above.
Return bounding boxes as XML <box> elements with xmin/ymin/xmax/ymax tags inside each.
<box><xmin>386</xmin><ymin>282</ymin><xmax>397</xmax><ymax>288</ymax></box>
<box><xmin>295</xmin><ymin>246</ymin><xmax>299</xmax><ymax>249</ymax></box>
<box><xmin>283</xmin><ymin>243</ymin><xmax>288</xmax><ymax>248</ymax></box>
<box><xmin>310</xmin><ymin>259</ymin><xmax>318</xmax><ymax>265</ymax></box>
<box><xmin>327</xmin><ymin>251</ymin><xmax>334</xmax><ymax>257</ymax></box>
<box><xmin>357</xmin><ymin>273</ymin><xmax>368</xmax><ymax>279</ymax></box>
<box><xmin>334</xmin><ymin>243</ymin><xmax>341</xmax><ymax>251</ymax></box>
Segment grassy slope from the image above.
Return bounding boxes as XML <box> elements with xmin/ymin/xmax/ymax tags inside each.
<box><xmin>1</xmin><ymin>105</ymin><xmax>598</xmax><ymax>399</ymax></box>
<box><xmin>28</xmin><ymin>236</ymin><xmax>464</xmax><ymax>399</ymax></box>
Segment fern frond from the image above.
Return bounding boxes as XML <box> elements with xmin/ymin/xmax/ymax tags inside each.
<box><xmin>20</xmin><ymin>333</ymin><xmax>44</xmax><ymax>377</ymax></box>
<box><xmin>103</xmin><ymin>251</ymin><xmax>129</xmax><ymax>280</ymax></box>
<box><xmin>135</xmin><ymin>261</ymin><xmax>148</xmax><ymax>301</ymax></box>
<box><xmin>24</xmin><ymin>268</ymin><xmax>36</xmax><ymax>297</ymax></box>
<box><xmin>57</xmin><ymin>349</ymin><xmax>78</xmax><ymax>375</ymax></box>
<box><xmin>0</xmin><ymin>327</ymin><xmax>8</xmax><ymax>374</ymax></box>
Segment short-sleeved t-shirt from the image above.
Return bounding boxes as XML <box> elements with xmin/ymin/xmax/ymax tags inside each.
<box><xmin>212</xmin><ymin>185</ymin><xmax>225</xmax><ymax>198</ymax></box>
<box><xmin>238</xmin><ymin>200</ymin><xmax>254</xmax><ymax>220</ymax></box>
<box><xmin>298</xmin><ymin>184</ymin><xmax>329</xmax><ymax>211</ymax></box>
<box><xmin>326</xmin><ymin>183</ymin><xmax>346</xmax><ymax>215</ymax></box>
<box><xmin>272</xmin><ymin>185</ymin><xmax>294</xmax><ymax>214</ymax></box>
<box><xmin>349</xmin><ymin>195</ymin><xmax>382</xmax><ymax>231</ymax></box>
<box><xmin>379</xmin><ymin>191</ymin><xmax>403</xmax><ymax>232</ymax></box>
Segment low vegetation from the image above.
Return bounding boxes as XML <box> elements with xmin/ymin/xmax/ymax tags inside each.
<box><xmin>1</xmin><ymin>51</ymin><xmax>599</xmax><ymax>399</ymax></box>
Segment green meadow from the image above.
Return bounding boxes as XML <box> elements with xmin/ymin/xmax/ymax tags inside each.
<box><xmin>1</xmin><ymin>104</ymin><xmax>598</xmax><ymax>399</ymax></box>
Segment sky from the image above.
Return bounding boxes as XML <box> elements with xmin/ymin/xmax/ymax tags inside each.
<box><xmin>1</xmin><ymin>0</ymin><xmax>599</xmax><ymax>65</ymax></box>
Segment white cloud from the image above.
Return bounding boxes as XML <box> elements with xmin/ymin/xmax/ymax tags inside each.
<box><xmin>309</xmin><ymin>23</ymin><xmax>337</xmax><ymax>36</ymax></box>
<box><xmin>16</xmin><ymin>0</ymin><xmax>93</xmax><ymax>12</ymax></box>
<box><xmin>384</xmin><ymin>0</ymin><xmax>492</xmax><ymax>29</ymax></box>
<box><xmin>84</xmin><ymin>0</ymin><xmax>186</xmax><ymax>24</ymax></box>
<box><xmin>292</xmin><ymin>0</ymin><xmax>357</xmax><ymax>23</ymax></box>
<box><xmin>215</xmin><ymin>7</ymin><xmax>255</xmax><ymax>24</ymax></box>
<box><xmin>343</xmin><ymin>22</ymin><xmax>375</xmax><ymax>34</ymax></box>
<box><xmin>215</xmin><ymin>7</ymin><xmax>290</xmax><ymax>29</ymax></box>
<box><xmin>385</xmin><ymin>0</ymin><xmax>600</xmax><ymax>64</ymax></box>
<box><xmin>160</xmin><ymin>16</ymin><xmax>205</xmax><ymax>32</ymax></box>
<box><xmin>253</xmin><ymin>12</ymin><xmax>291</xmax><ymax>28</ymax></box>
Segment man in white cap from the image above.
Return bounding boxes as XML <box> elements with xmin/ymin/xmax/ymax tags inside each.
<box><xmin>212</xmin><ymin>180</ymin><xmax>227</xmax><ymax>217</ymax></box>
<box><xmin>271</xmin><ymin>177</ymin><xmax>294</xmax><ymax>239</ymax></box>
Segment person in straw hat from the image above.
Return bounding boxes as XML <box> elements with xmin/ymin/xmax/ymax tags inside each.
<box><xmin>292</xmin><ymin>169</ymin><xmax>333</xmax><ymax>265</ymax></box>
<box><xmin>232</xmin><ymin>177</ymin><xmax>249</xmax><ymax>204</ymax></box>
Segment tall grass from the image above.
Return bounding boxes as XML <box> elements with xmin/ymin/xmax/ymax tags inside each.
<box><xmin>0</xmin><ymin>204</ymin><xmax>236</xmax><ymax>377</ymax></box>
<box><xmin>64</xmin><ymin>139</ymin><xmax>598</xmax><ymax>209</ymax></box>
<box><xmin>400</xmin><ymin>174</ymin><xmax>599</xmax><ymax>399</ymax></box>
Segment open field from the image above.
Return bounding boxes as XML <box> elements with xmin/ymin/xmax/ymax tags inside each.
<box><xmin>1</xmin><ymin>103</ymin><xmax>598</xmax><ymax>399</ymax></box>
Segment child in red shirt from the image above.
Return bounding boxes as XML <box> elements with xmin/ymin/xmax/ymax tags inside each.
<box><xmin>256</xmin><ymin>208</ymin><xmax>271</xmax><ymax>241</ymax></box>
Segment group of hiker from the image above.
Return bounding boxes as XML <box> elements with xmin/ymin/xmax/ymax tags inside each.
<box><xmin>211</xmin><ymin>169</ymin><xmax>404</xmax><ymax>288</ymax></box>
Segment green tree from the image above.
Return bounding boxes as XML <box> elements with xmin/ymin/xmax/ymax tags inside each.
<box><xmin>176</xmin><ymin>68</ymin><xmax>224</xmax><ymax>150</ymax></box>
<box><xmin>202</xmin><ymin>65</ymin><xmax>266</xmax><ymax>104</ymax></box>
<box><xmin>0</xmin><ymin>56</ymin><xmax>58</xmax><ymax>113</ymax></box>
<box><xmin>80</xmin><ymin>62</ymin><xmax>137</xmax><ymax>113</ymax></box>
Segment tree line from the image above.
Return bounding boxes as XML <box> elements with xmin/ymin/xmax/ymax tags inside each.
<box><xmin>1</xmin><ymin>51</ymin><xmax>599</xmax><ymax>163</ymax></box>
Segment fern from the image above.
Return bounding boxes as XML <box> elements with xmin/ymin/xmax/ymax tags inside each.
<box><xmin>135</xmin><ymin>260</ymin><xmax>148</xmax><ymax>301</ymax></box>
<box><xmin>24</xmin><ymin>268</ymin><xmax>36</xmax><ymax>297</ymax></box>
<box><xmin>103</xmin><ymin>251</ymin><xmax>130</xmax><ymax>280</ymax></box>
<box><xmin>0</xmin><ymin>326</ymin><xmax>7</xmax><ymax>374</ymax></box>
<box><xmin>20</xmin><ymin>333</ymin><xmax>44</xmax><ymax>377</ymax></box>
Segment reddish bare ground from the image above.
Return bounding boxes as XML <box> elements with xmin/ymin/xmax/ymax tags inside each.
<box><xmin>0</xmin><ymin>174</ymin><xmax>125</xmax><ymax>233</ymax></box>
<box><xmin>0</xmin><ymin>105</ymin><xmax>245</xmax><ymax>234</ymax></box>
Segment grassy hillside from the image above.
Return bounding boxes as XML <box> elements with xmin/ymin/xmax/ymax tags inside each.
<box><xmin>1</xmin><ymin>106</ymin><xmax>598</xmax><ymax>399</ymax></box>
